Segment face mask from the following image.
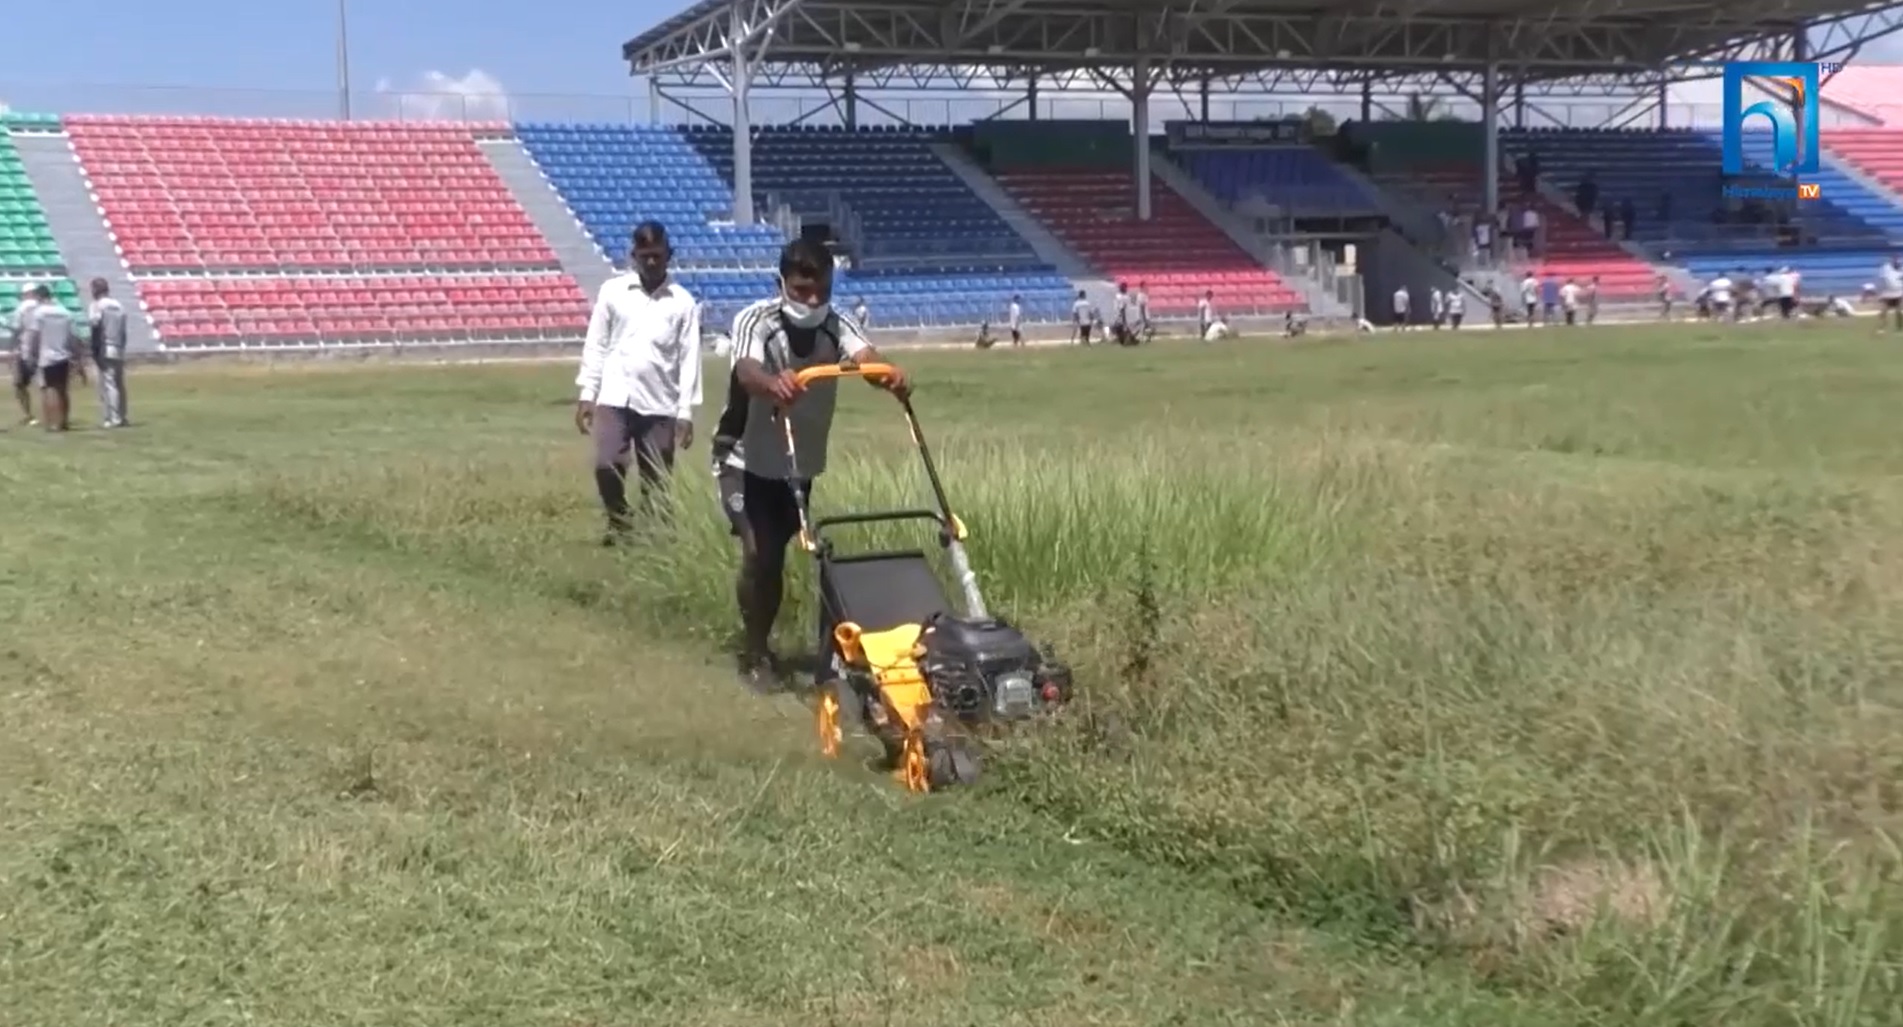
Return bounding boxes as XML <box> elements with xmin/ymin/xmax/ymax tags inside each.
<box><xmin>781</xmin><ymin>297</ymin><xmax>830</xmax><ymax>329</ymax></box>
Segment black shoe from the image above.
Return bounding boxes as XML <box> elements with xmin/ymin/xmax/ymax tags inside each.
<box><xmin>736</xmin><ymin>651</ymin><xmax>782</xmax><ymax>694</ymax></box>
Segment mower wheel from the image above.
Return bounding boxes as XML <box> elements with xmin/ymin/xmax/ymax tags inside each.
<box><xmin>926</xmin><ymin>736</ymin><xmax>983</xmax><ymax>790</ymax></box>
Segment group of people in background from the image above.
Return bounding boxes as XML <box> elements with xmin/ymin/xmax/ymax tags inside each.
<box><xmin>5</xmin><ymin>277</ymin><xmax>130</xmax><ymax>433</ymax></box>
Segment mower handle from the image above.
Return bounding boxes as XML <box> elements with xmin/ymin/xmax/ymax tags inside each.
<box><xmin>793</xmin><ymin>362</ymin><xmax>898</xmax><ymax>388</ymax></box>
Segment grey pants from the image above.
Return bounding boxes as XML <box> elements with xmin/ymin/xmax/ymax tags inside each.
<box><xmin>592</xmin><ymin>406</ymin><xmax>677</xmax><ymax>529</ymax></box>
<box><xmin>96</xmin><ymin>356</ymin><xmax>127</xmax><ymax>425</ymax></box>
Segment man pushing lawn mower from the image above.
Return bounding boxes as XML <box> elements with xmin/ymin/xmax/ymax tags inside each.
<box><xmin>711</xmin><ymin>238</ymin><xmax>909</xmax><ymax>691</ymax></box>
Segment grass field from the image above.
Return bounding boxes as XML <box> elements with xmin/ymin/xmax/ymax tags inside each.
<box><xmin>2</xmin><ymin>322</ymin><xmax>1899</xmax><ymax>1027</ymax></box>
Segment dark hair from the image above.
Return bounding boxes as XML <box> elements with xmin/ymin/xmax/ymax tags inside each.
<box><xmin>778</xmin><ymin>237</ymin><xmax>832</xmax><ymax>281</ymax></box>
<box><xmin>90</xmin><ymin>277</ymin><xmax>110</xmax><ymax>296</ymax></box>
<box><xmin>30</xmin><ymin>284</ymin><xmax>51</xmax><ymax>300</ymax></box>
<box><xmin>632</xmin><ymin>221</ymin><xmax>670</xmax><ymax>249</ymax></box>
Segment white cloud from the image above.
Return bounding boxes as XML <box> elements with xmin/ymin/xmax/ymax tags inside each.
<box><xmin>373</xmin><ymin>69</ymin><xmax>510</xmax><ymax>121</ymax></box>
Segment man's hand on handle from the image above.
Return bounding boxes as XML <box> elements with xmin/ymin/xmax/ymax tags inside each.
<box><xmin>870</xmin><ymin>365</ymin><xmax>909</xmax><ymax>399</ymax></box>
<box><xmin>766</xmin><ymin>369</ymin><xmax>804</xmax><ymax>407</ymax></box>
<box><xmin>574</xmin><ymin>400</ymin><xmax>594</xmax><ymax>436</ymax></box>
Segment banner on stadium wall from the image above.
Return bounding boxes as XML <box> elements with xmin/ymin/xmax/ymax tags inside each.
<box><xmin>1165</xmin><ymin>119</ymin><xmax>1309</xmax><ymax>148</ymax></box>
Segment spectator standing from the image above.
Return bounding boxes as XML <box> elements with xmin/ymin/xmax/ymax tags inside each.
<box><xmin>574</xmin><ymin>222</ymin><xmax>703</xmax><ymax>545</ymax></box>
<box><xmin>1070</xmin><ymin>290</ymin><xmax>1092</xmax><ymax>345</ymax></box>
<box><xmin>1006</xmin><ymin>293</ymin><xmax>1024</xmax><ymax>347</ymax></box>
<box><xmin>88</xmin><ymin>278</ymin><xmax>129</xmax><ymax>428</ymax></box>
<box><xmin>8</xmin><ymin>283</ymin><xmax>39</xmax><ymax>426</ymax></box>
<box><xmin>21</xmin><ymin>284</ymin><xmax>80</xmax><ymax>432</ymax></box>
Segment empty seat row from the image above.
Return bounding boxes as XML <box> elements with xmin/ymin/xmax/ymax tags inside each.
<box><xmin>70</xmin><ymin>118</ymin><xmax>554</xmax><ymax>272</ymax></box>
<box><xmin>138</xmin><ymin>273</ymin><xmax>588</xmax><ymax>347</ymax></box>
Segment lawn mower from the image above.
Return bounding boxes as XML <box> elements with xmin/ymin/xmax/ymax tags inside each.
<box><xmin>775</xmin><ymin>362</ymin><xmax>1074</xmax><ymax>793</ymax></box>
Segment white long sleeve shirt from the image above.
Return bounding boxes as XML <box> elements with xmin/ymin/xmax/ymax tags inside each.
<box><xmin>575</xmin><ymin>273</ymin><xmax>703</xmax><ymax>418</ymax></box>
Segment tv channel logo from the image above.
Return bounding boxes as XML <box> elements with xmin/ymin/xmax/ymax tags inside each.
<box><xmin>1722</xmin><ymin>62</ymin><xmax>1821</xmax><ymax>187</ymax></box>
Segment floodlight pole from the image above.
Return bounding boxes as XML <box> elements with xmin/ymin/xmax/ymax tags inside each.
<box><xmin>336</xmin><ymin>0</ymin><xmax>351</xmax><ymax>121</ymax></box>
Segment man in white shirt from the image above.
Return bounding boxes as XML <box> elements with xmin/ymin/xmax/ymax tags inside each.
<box><xmin>1391</xmin><ymin>285</ymin><xmax>1410</xmax><ymax>330</ymax></box>
<box><xmin>1519</xmin><ymin>272</ymin><xmax>1540</xmax><ymax>325</ymax></box>
<box><xmin>1133</xmin><ymin>281</ymin><xmax>1151</xmax><ymax>336</ymax></box>
<box><xmin>1006</xmin><ymin>293</ymin><xmax>1024</xmax><ymax>347</ymax></box>
<box><xmin>1877</xmin><ymin>256</ymin><xmax>1903</xmax><ymax>333</ymax></box>
<box><xmin>1446</xmin><ymin>284</ymin><xmax>1465</xmax><ymax>328</ymax></box>
<box><xmin>8</xmin><ymin>282</ymin><xmax>40</xmax><ymax>426</ymax></box>
<box><xmin>1559</xmin><ymin>278</ymin><xmax>1581</xmax><ymax>326</ymax></box>
<box><xmin>852</xmin><ymin>297</ymin><xmax>870</xmax><ymax>329</ymax></box>
<box><xmin>1708</xmin><ymin>273</ymin><xmax>1734</xmax><ymax>321</ymax></box>
<box><xmin>1429</xmin><ymin>287</ymin><xmax>1445</xmax><ymax>329</ymax></box>
<box><xmin>1070</xmin><ymin>291</ymin><xmax>1092</xmax><ymax>345</ymax></box>
<box><xmin>1769</xmin><ymin>265</ymin><xmax>1797</xmax><ymax>319</ymax></box>
<box><xmin>711</xmin><ymin>237</ymin><xmax>909</xmax><ymax>688</ymax></box>
<box><xmin>574</xmin><ymin>221</ymin><xmax>704</xmax><ymax>544</ymax></box>
<box><xmin>1197</xmin><ymin>290</ymin><xmax>1215</xmax><ymax>339</ymax></box>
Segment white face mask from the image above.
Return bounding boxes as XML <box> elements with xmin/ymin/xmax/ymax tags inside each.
<box><xmin>781</xmin><ymin>297</ymin><xmax>830</xmax><ymax>329</ymax></box>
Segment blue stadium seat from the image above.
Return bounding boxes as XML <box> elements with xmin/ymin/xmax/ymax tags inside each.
<box><xmin>1502</xmin><ymin>128</ymin><xmax>1895</xmax><ymax>258</ymax></box>
<box><xmin>515</xmin><ymin>122</ymin><xmax>785</xmax><ymax>270</ymax></box>
<box><xmin>1170</xmin><ymin>146</ymin><xmax>1377</xmax><ymax>213</ymax></box>
<box><xmin>1677</xmin><ymin>248</ymin><xmax>1893</xmax><ymax>299</ymax></box>
<box><xmin>516</xmin><ymin>122</ymin><xmax>1075</xmax><ymax>328</ymax></box>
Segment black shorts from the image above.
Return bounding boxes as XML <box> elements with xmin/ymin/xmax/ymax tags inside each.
<box><xmin>11</xmin><ymin>359</ymin><xmax>36</xmax><ymax>390</ymax></box>
<box><xmin>38</xmin><ymin>360</ymin><xmax>69</xmax><ymax>391</ymax></box>
<box><xmin>716</xmin><ymin>466</ymin><xmax>811</xmax><ymax>550</ymax></box>
<box><xmin>1777</xmin><ymin>296</ymin><xmax>1796</xmax><ymax>317</ymax></box>
<box><xmin>1884</xmin><ymin>297</ymin><xmax>1900</xmax><ymax>311</ymax></box>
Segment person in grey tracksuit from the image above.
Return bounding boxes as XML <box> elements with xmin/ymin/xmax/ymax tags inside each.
<box><xmin>88</xmin><ymin>278</ymin><xmax>129</xmax><ymax>428</ymax></box>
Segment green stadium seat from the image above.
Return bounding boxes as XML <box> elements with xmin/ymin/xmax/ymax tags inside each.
<box><xmin>0</xmin><ymin>129</ymin><xmax>66</xmax><ymax>270</ymax></box>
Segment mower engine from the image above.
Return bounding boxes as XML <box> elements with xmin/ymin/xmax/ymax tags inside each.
<box><xmin>916</xmin><ymin>613</ymin><xmax>1072</xmax><ymax>723</ymax></box>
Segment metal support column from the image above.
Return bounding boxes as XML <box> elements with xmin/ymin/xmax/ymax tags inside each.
<box><xmin>1482</xmin><ymin>38</ymin><xmax>1500</xmax><ymax>217</ymax></box>
<box><xmin>844</xmin><ymin>69</ymin><xmax>858</xmax><ymax>129</ymax></box>
<box><xmin>1027</xmin><ymin>74</ymin><xmax>1039</xmax><ymax>120</ymax></box>
<box><xmin>1360</xmin><ymin>79</ymin><xmax>1372</xmax><ymax>122</ymax></box>
<box><xmin>1792</xmin><ymin>29</ymin><xmax>1810</xmax><ymax>158</ymax></box>
<box><xmin>1658</xmin><ymin>79</ymin><xmax>1668</xmax><ymax>129</ymax></box>
<box><xmin>1482</xmin><ymin>67</ymin><xmax>1500</xmax><ymax>215</ymax></box>
<box><xmin>729</xmin><ymin>2</ymin><xmax>755</xmax><ymax>224</ymax></box>
<box><xmin>1199</xmin><ymin>78</ymin><xmax>1210</xmax><ymax>121</ymax></box>
<box><xmin>1513</xmin><ymin>81</ymin><xmax>1526</xmax><ymax>128</ymax></box>
<box><xmin>1132</xmin><ymin>56</ymin><xmax>1153</xmax><ymax>221</ymax></box>
<box><xmin>647</xmin><ymin>79</ymin><xmax>661</xmax><ymax>124</ymax></box>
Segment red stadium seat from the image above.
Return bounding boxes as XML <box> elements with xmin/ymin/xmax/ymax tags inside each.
<box><xmin>1391</xmin><ymin>164</ymin><xmax>1657</xmax><ymax>297</ymax></box>
<box><xmin>70</xmin><ymin>116</ymin><xmax>560</xmax><ymax>274</ymax></box>
<box><xmin>135</xmin><ymin>272</ymin><xmax>589</xmax><ymax>347</ymax></box>
<box><xmin>994</xmin><ymin>169</ymin><xmax>1305</xmax><ymax>315</ymax></box>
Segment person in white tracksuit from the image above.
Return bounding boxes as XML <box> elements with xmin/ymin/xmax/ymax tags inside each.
<box><xmin>87</xmin><ymin>278</ymin><xmax>130</xmax><ymax>428</ymax></box>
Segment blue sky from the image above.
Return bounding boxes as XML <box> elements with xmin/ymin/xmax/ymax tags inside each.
<box><xmin>1</xmin><ymin>0</ymin><xmax>1899</xmax><ymax>126</ymax></box>
<box><xmin>0</xmin><ymin>0</ymin><xmax>697</xmax><ymax>118</ymax></box>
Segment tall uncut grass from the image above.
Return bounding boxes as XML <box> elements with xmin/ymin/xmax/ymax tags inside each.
<box><xmin>259</xmin><ymin>419</ymin><xmax>1903</xmax><ymax>1026</ymax></box>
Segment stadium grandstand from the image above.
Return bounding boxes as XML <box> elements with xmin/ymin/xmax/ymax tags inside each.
<box><xmin>7</xmin><ymin>0</ymin><xmax>1903</xmax><ymax>352</ymax></box>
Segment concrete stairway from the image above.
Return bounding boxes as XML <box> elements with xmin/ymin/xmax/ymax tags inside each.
<box><xmin>1149</xmin><ymin>153</ymin><xmax>1347</xmax><ymax>317</ymax></box>
<box><xmin>11</xmin><ymin>132</ymin><xmax>156</xmax><ymax>354</ymax></box>
<box><xmin>927</xmin><ymin>142</ymin><xmax>1099</xmax><ymax>281</ymax></box>
<box><xmin>480</xmin><ymin>138</ymin><xmax>616</xmax><ymax>299</ymax></box>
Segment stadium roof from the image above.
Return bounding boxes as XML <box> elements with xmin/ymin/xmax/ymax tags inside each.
<box><xmin>624</xmin><ymin>0</ymin><xmax>1903</xmax><ymax>87</ymax></box>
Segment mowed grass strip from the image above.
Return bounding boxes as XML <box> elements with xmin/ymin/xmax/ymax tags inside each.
<box><xmin>2</xmin><ymin>320</ymin><xmax>1899</xmax><ymax>1026</ymax></box>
